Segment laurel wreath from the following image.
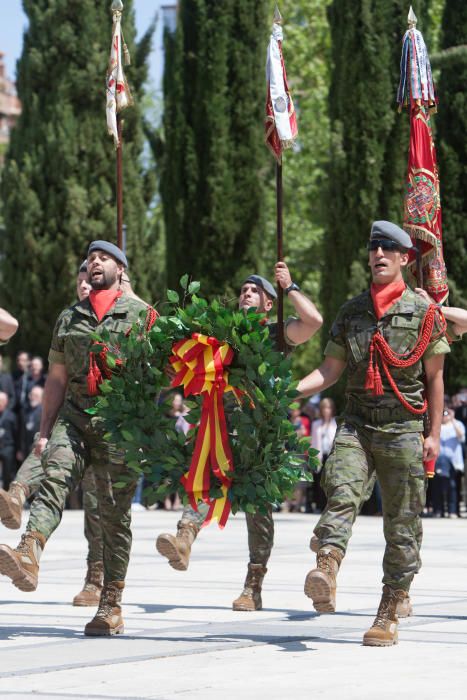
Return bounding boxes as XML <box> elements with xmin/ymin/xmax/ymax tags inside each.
<box><xmin>90</xmin><ymin>276</ymin><xmax>318</xmax><ymax>515</ymax></box>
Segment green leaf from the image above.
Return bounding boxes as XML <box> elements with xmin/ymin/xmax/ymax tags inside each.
<box><xmin>121</xmin><ymin>429</ymin><xmax>134</xmax><ymax>442</ymax></box>
<box><xmin>179</xmin><ymin>274</ymin><xmax>189</xmax><ymax>290</ymax></box>
<box><xmin>167</xmin><ymin>289</ymin><xmax>180</xmax><ymax>303</ymax></box>
<box><xmin>188</xmin><ymin>281</ymin><xmax>201</xmax><ymax>295</ymax></box>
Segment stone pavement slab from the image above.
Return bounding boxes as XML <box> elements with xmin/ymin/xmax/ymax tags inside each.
<box><xmin>0</xmin><ymin>510</ymin><xmax>466</xmax><ymax>699</ymax></box>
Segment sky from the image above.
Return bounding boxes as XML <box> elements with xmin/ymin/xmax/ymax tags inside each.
<box><xmin>0</xmin><ymin>0</ymin><xmax>167</xmax><ymax>90</ymax></box>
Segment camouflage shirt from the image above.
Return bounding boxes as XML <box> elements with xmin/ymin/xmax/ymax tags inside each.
<box><xmin>325</xmin><ymin>286</ymin><xmax>450</xmax><ymax>431</ymax></box>
<box><xmin>48</xmin><ymin>293</ymin><xmax>147</xmax><ymax>412</ymax></box>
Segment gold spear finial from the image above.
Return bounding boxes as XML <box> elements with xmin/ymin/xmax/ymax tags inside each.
<box><xmin>273</xmin><ymin>4</ymin><xmax>283</xmax><ymax>25</ymax></box>
<box><xmin>408</xmin><ymin>6</ymin><xmax>417</xmax><ymax>29</ymax></box>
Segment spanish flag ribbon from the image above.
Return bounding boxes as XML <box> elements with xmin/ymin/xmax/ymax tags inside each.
<box><xmin>170</xmin><ymin>334</ymin><xmax>236</xmax><ymax>528</ymax></box>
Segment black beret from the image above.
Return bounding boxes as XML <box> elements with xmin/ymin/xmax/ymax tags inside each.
<box><xmin>87</xmin><ymin>240</ymin><xmax>128</xmax><ymax>268</ymax></box>
<box><xmin>243</xmin><ymin>274</ymin><xmax>277</xmax><ymax>300</ymax></box>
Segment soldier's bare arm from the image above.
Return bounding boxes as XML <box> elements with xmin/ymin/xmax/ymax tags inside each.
<box><xmin>422</xmin><ymin>353</ymin><xmax>445</xmax><ymax>462</ymax></box>
<box><xmin>414</xmin><ymin>288</ymin><xmax>467</xmax><ymax>336</ymax></box>
<box><xmin>0</xmin><ymin>308</ymin><xmax>19</xmax><ymax>341</ymax></box>
<box><xmin>439</xmin><ymin>307</ymin><xmax>467</xmax><ymax>336</ymax></box>
<box><xmin>274</xmin><ymin>262</ymin><xmax>323</xmax><ymax>345</ymax></box>
<box><xmin>297</xmin><ymin>356</ymin><xmax>346</xmax><ymax>398</ymax></box>
<box><xmin>35</xmin><ymin>363</ymin><xmax>68</xmax><ymax>456</ymax></box>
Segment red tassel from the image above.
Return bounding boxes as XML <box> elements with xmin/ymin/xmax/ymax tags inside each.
<box><xmin>87</xmin><ymin>354</ymin><xmax>101</xmax><ymax>396</ymax></box>
<box><xmin>365</xmin><ymin>344</ymin><xmax>375</xmax><ymax>391</ymax></box>
<box><xmin>373</xmin><ymin>364</ymin><xmax>384</xmax><ymax>396</ymax></box>
<box><xmin>365</xmin><ymin>364</ymin><xmax>375</xmax><ymax>391</ymax></box>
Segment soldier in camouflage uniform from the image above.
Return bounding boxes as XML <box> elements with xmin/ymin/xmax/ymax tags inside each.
<box><xmin>156</xmin><ymin>262</ymin><xmax>323</xmax><ymax>611</ymax></box>
<box><xmin>0</xmin><ymin>263</ymin><xmax>105</xmax><ymax>607</ymax></box>
<box><xmin>297</xmin><ymin>221</ymin><xmax>449</xmax><ymax>646</ymax></box>
<box><xmin>0</xmin><ymin>241</ymin><xmax>147</xmax><ymax>636</ymax></box>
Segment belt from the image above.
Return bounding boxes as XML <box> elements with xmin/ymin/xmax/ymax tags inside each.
<box><xmin>345</xmin><ymin>398</ymin><xmax>424</xmax><ymax>425</ymax></box>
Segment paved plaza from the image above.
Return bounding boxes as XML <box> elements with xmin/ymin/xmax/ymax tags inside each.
<box><xmin>0</xmin><ymin>509</ymin><xmax>466</xmax><ymax>699</ymax></box>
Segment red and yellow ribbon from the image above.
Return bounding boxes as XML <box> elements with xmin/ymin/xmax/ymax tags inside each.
<box><xmin>170</xmin><ymin>333</ymin><xmax>237</xmax><ymax>528</ymax></box>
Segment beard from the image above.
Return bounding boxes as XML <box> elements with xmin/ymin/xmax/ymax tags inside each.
<box><xmin>90</xmin><ymin>269</ymin><xmax>118</xmax><ymax>290</ymax></box>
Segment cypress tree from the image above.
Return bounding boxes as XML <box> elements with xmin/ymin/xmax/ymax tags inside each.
<box><xmin>321</xmin><ymin>1</ymin><xmax>435</xmax><ymax>336</ymax></box>
<box><xmin>437</xmin><ymin>0</ymin><xmax>467</xmax><ymax>388</ymax></box>
<box><xmin>0</xmin><ymin>0</ymin><xmax>155</xmax><ymax>359</ymax></box>
<box><xmin>160</xmin><ymin>0</ymin><xmax>269</xmax><ymax>296</ymax></box>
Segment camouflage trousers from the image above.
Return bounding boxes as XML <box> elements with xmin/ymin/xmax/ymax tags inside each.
<box><xmin>315</xmin><ymin>420</ymin><xmax>425</xmax><ymax>591</ymax></box>
<box><xmin>16</xmin><ymin>448</ymin><xmax>103</xmax><ymax>564</ymax></box>
<box><xmin>26</xmin><ymin>403</ymin><xmax>136</xmax><ymax>582</ymax></box>
<box><xmin>181</xmin><ymin>503</ymin><xmax>274</xmax><ymax>566</ymax></box>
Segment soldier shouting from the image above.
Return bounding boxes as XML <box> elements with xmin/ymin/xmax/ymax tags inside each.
<box><xmin>0</xmin><ymin>241</ymin><xmax>148</xmax><ymax>636</ymax></box>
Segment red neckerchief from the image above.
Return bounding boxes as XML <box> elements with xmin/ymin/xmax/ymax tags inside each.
<box><xmin>89</xmin><ymin>289</ymin><xmax>122</xmax><ymax>322</ymax></box>
<box><xmin>370</xmin><ymin>280</ymin><xmax>406</xmax><ymax>320</ymax></box>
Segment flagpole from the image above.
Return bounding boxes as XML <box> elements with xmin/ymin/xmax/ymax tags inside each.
<box><xmin>276</xmin><ymin>160</ymin><xmax>285</xmax><ymax>351</ymax></box>
<box><xmin>407</xmin><ymin>7</ymin><xmax>423</xmax><ymax>290</ymax></box>
<box><xmin>111</xmin><ymin>0</ymin><xmax>125</xmax><ymax>252</ymax></box>
<box><xmin>116</xmin><ymin>112</ymin><xmax>124</xmax><ymax>251</ymax></box>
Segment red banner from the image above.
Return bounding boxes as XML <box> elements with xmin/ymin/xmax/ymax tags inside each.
<box><xmin>404</xmin><ymin>106</ymin><xmax>448</xmax><ymax>303</ymax></box>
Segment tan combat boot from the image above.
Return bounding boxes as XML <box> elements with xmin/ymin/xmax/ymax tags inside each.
<box><xmin>232</xmin><ymin>563</ymin><xmax>267</xmax><ymax>611</ymax></box>
<box><xmin>0</xmin><ymin>482</ymin><xmax>29</xmax><ymax>529</ymax></box>
<box><xmin>73</xmin><ymin>561</ymin><xmax>104</xmax><ymax>606</ymax></box>
<box><xmin>156</xmin><ymin>521</ymin><xmax>198</xmax><ymax>571</ymax></box>
<box><xmin>84</xmin><ymin>580</ymin><xmax>125</xmax><ymax>636</ymax></box>
<box><xmin>304</xmin><ymin>545</ymin><xmax>344</xmax><ymax>613</ymax></box>
<box><xmin>309</xmin><ymin>536</ymin><xmax>412</xmax><ymax>617</ymax></box>
<box><xmin>309</xmin><ymin>535</ymin><xmax>319</xmax><ymax>553</ymax></box>
<box><xmin>0</xmin><ymin>530</ymin><xmax>46</xmax><ymax>591</ymax></box>
<box><xmin>363</xmin><ymin>584</ymin><xmax>409</xmax><ymax>646</ymax></box>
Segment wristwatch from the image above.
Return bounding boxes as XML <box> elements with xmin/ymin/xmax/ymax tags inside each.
<box><xmin>285</xmin><ymin>282</ymin><xmax>300</xmax><ymax>295</ymax></box>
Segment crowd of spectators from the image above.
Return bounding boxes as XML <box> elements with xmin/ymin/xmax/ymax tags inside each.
<box><xmin>289</xmin><ymin>391</ymin><xmax>467</xmax><ymax>518</ymax></box>
<box><xmin>0</xmin><ymin>351</ymin><xmax>46</xmax><ymax>490</ymax></box>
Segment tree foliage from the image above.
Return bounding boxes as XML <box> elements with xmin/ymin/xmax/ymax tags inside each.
<box><xmin>437</xmin><ymin>0</ymin><xmax>467</xmax><ymax>389</ymax></box>
<box><xmin>160</xmin><ymin>0</ymin><xmax>269</xmax><ymax>298</ymax></box>
<box><xmin>0</xmin><ymin>0</ymin><xmax>156</xmax><ymax>359</ymax></box>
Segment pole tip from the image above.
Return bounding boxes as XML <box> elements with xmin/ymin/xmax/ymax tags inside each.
<box><xmin>273</xmin><ymin>4</ymin><xmax>283</xmax><ymax>24</ymax></box>
<box><xmin>111</xmin><ymin>0</ymin><xmax>124</xmax><ymax>12</ymax></box>
<box><xmin>407</xmin><ymin>5</ymin><xmax>417</xmax><ymax>28</ymax></box>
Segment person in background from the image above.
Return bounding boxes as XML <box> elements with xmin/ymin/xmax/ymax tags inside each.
<box><xmin>0</xmin><ymin>392</ymin><xmax>18</xmax><ymax>490</ymax></box>
<box><xmin>17</xmin><ymin>386</ymin><xmax>43</xmax><ymax>463</ymax></box>
<box><xmin>287</xmin><ymin>405</ymin><xmax>312</xmax><ymax>512</ymax></box>
<box><xmin>432</xmin><ymin>406</ymin><xmax>465</xmax><ymax>518</ymax></box>
<box><xmin>0</xmin><ymin>356</ymin><xmax>16</xmax><ymax>407</ymax></box>
<box><xmin>12</xmin><ymin>351</ymin><xmax>30</xmax><ymax>416</ymax></box>
<box><xmin>311</xmin><ymin>398</ymin><xmax>337</xmax><ymax>513</ymax></box>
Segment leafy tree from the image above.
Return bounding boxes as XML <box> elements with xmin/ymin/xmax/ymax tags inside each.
<box><xmin>436</xmin><ymin>0</ymin><xmax>467</xmax><ymax>389</ymax></box>
<box><xmin>0</xmin><ymin>0</ymin><xmax>156</xmax><ymax>359</ymax></box>
<box><xmin>160</xmin><ymin>0</ymin><xmax>269</xmax><ymax>298</ymax></box>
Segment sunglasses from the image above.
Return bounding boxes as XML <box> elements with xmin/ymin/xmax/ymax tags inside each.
<box><xmin>367</xmin><ymin>239</ymin><xmax>403</xmax><ymax>252</ymax></box>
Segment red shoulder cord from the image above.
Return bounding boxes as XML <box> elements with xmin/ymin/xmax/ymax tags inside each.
<box><xmin>87</xmin><ymin>306</ymin><xmax>158</xmax><ymax>396</ymax></box>
<box><xmin>364</xmin><ymin>305</ymin><xmax>446</xmax><ymax>415</ymax></box>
